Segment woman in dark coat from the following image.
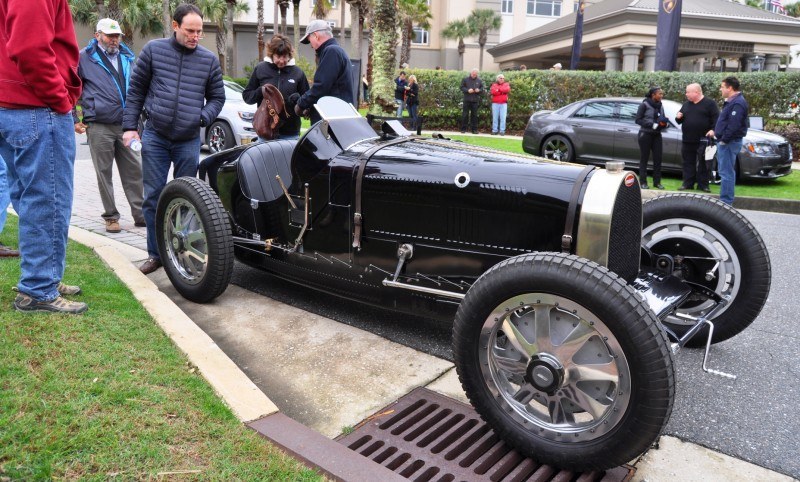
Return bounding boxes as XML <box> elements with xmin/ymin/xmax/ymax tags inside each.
<box><xmin>405</xmin><ymin>74</ymin><xmax>420</xmax><ymax>130</ymax></box>
<box><xmin>635</xmin><ymin>86</ymin><xmax>669</xmax><ymax>189</ymax></box>
<box><xmin>243</xmin><ymin>34</ymin><xmax>310</xmax><ymax>140</ymax></box>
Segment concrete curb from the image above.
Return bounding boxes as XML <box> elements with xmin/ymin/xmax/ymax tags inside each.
<box><xmin>67</xmin><ymin>225</ymin><xmax>279</xmax><ymax>423</ymax></box>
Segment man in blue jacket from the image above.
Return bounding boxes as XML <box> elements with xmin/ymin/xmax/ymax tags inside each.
<box><xmin>714</xmin><ymin>76</ymin><xmax>749</xmax><ymax>206</ymax></box>
<box><xmin>122</xmin><ymin>3</ymin><xmax>225</xmax><ymax>274</ymax></box>
<box><xmin>295</xmin><ymin>19</ymin><xmax>354</xmax><ymax>125</ymax></box>
<box><xmin>74</xmin><ymin>18</ymin><xmax>144</xmax><ymax>234</ymax></box>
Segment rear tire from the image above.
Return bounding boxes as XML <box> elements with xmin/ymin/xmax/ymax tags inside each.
<box><xmin>453</xmin><ymin>253</ymin><xmax>674</xmax><ymax>471</ymax></box>
<box><xmin>156</xmin><ymin>177</ymin><xmax>234</xmax><ymax>303</ymax></box>
<box><xmin>642</xmin><ymin>193</ymin><xmax>770</xmax><ymax>346</ymax></box>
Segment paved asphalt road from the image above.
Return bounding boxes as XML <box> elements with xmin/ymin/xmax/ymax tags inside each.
<box><xmin>74</xmin><ymin>139</ymin><xmax>799</xmax><ymax>477</ymax></box>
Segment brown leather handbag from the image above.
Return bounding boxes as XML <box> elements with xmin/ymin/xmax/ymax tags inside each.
<box><xmin>253</xmin><ymin>84</ymin><xmax>289</xmax><ymax>140</ymax></box>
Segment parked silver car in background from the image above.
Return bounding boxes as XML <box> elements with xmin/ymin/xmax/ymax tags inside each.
<box><xmin>201</xmin><ymin>80</ymin><xmax>258</xmax><ymax>153</ymax></box>
<box><xmin>523</xmin><ymin>97</ymin><xmax>793</xmax><ymax>181</ymax></box>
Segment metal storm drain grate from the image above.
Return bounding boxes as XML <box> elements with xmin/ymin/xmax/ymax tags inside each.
<box><xmin>336</xmin><ymin>387</ymin><xmax>634</xmax><ymax>482</ymax></box>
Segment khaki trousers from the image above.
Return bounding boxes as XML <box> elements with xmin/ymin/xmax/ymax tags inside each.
<box><xmin>86</xmin><ymin>122</ymin><xmax>144</xmax><ymax>222</ymax></box>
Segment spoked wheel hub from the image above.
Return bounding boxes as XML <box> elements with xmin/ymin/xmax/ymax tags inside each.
<box><xmin>163</xmin><ymin>197</ymin><xmax>209</xmax><ymax>286</ymax></box>
<box><xmin>480</xmin><ymin>294</ymin><xmax>631</xmax><ymax>442</ymax></box>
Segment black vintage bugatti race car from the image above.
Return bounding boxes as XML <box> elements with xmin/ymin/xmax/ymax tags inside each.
<box><xmin>156</xmin><ymin>98</ymin><xmax>771</xmax><ymax>470</ymax></box>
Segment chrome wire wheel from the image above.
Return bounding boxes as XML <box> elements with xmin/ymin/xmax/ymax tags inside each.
<box><xmin>642</xmin><ymin>217</ymin><xmax>740</xmax><ymax>326</ymax></box>
<box><xmin>208</xmin><ymin>124</ymin><xmax>227</xmax><ymax>153</ymax></box>
<box><xmin>542</xmin><ymin>136</ymin><xmax>572</xmax><ymax>162</ymax></box>
<box><xmin>479</xmin><ymin>293</ymin><xmax>631</xmax><ymax>442</ymax></box>
<box><xmin>162</xmin><ymin>197</ymin><xmax>208</xmax><ymax>285</ymax></box>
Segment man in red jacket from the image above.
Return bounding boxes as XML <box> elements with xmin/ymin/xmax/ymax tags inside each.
<box><xmin>0</xmin><ymin>0</ymin><xmax>88</xmax><ymax>313</ymax></box>
<box><xmin>490</xmin><ymin>74</ymin><xmax>511</xmax><ymax>135</ymax></box>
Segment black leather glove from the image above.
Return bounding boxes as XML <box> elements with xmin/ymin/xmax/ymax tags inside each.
<box><xmin>200</xmin><ymin>117</ymin><xmax>206</xmax><ymax>127</ymax></box>
<box><xmin>288</xmin><ymin>93</ymin><xmax>301</xmax><ymax>106</ymax></box>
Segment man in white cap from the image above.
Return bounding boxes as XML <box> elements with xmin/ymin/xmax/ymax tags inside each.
<box><xmin>294</xmin><ymin>19</ymin><xmax>354</xmax><ymax>124</ymax></box>
<box><xmin>73</xmin><ymin>18</ymin><xmax>145</xmax><ymax>234</ymax></box>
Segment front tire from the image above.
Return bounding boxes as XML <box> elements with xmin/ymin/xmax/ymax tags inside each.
<box><xmin>156</xmin><ymin>177</ymin><xmax>234</xmax><ymax>303</ymax></box>
<box><xmin>453</xmin><ymin>253</ymin><xmax>674</xmax><ymax>471</ymax></box>
<box><xmin>207</xmin><ymin>121</ymin><xmax>235</xmax><ymax>153</ymax></box>
<box><xmin>642</xmin><ymin>193</ymin><xmax>770</xmax><ymax>346</ymax></box>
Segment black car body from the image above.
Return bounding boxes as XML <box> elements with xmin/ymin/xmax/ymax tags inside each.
<box><xmin>157</xmin><ymin>97</ymin><xmax>771</xmax><ymax>471</ymax></box>
<box><xmin>523</xmin><ymin>97</ymin><xmax>793</xmax><ymax>180</ymax></box>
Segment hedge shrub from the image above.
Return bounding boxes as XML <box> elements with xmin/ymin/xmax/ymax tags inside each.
<box><xmin>407</xmin><ymin>70</ymin><xmax>800</xmax><ymax>134</ymax></box>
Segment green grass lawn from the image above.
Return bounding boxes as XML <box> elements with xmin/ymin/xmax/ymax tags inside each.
<box><xmin>446</xmin><ymin>135</ymin><xmax>800</xmax><ymax>201</ymax></box>
<box><xmin>0</xmin><ymin>216</ymin><xmax>321</xmax><ymax>481</ymax></box>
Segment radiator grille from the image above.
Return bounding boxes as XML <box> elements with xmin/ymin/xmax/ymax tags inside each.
<box><xmin>606</xmin><ymin>184</ymin><xmax>642</xmax><ymax>283</ymax></box>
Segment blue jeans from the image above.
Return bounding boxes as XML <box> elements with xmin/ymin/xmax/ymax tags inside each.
<box><xmin>407</xmin><ymin>103</ymin><xmax>418</xmax><ymax>130</ymax></box>
<box><xmin>0</xmin><ymin>107</ymin><xmax>75</xmax><ymax>302</ymax></box>
<box><xmin>716</xmin><ymin>139</ymin><xmax>741</xmax><ymax>205</ymax></box>
<box><xmin>141</xmin><ymin>128</ymin><xmax>201</xmax><ymax>259</ymax></box>
<box><xmin>492</xmin><ymin>103</ymin><xmax>507</xmax><ymax>134</ymax></box>
<box><xmin>0</xmin><ymin>152</ymin><xmax>9</xmax><ymax>233</ymax></box>
<box><xmin>396</xmin><ymin>99</ymin><xmax>405</xmax><ymax>117</ymax></box>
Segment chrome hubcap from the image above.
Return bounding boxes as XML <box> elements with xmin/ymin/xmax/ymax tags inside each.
<box><xmin>480</xmin><ymin>294</ymin><xmax>631</xmax><ymax>441</ymax></box>
<box><xmin>163</xmin><ymin>198</ymin><xmax>208</xmax><ymax>285</ymax></box>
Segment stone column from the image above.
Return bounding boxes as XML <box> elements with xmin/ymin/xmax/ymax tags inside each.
<box><xmin>621</xmin><ymin>45</ymin><xmax>642</xmax><ymax>72</ymax></box>
<box><xmin>642</xmin><ymin>46</ymin><xmax>656</xmax><ymax>72</ymax></box>
<box><xmin>765</xmin><ymin>54</ymin><xmax>781</xmax><ymax>71</ymax></box>
<box><xmin>603</xmin><ymin>48</ymin><xmax>621</xmax><ymax>71</ymax></box>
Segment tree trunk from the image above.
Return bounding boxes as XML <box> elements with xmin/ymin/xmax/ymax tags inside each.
<box><xmin>163</xmin><ymin>0</ymin><xmax>171</xmax><ymax>38</ymax></box>
<box><xmin>257</xmin><ymin>0</ymin><xmax>265</xmax><ymax>60</ymax></box>
<box><xmin>217</xmin><ymin>25</ymin><xmax>226</xmax><ymax>74</ymax></box>
<box><xmin>399</xmin><ymin>18</ymin><xmax>412</xmax><ymax>68</ymax></box>
<box><xmin>226</xmin><ymin>0</ymin><xmax>235</xmax><ymax>75</ymax></box>
<box><xmin>370</xmin><ymin>0</ymin><xmax>397</xmax><ymax>114</ymax></box>
<box><xmin>292</xmin><ymin>0</ymin><xmax>301</xmax><ymax>53</ymax></box>
<box><xmin>340</xmin><ymin>0</ymin><xmax>346</xmax><ymax>44</ymax></box>
<box><xmin>348</xmin><ymin>0</ymin><xmax>361</xmax><ymax>59</ymax></box>
<box><xmin>279</xmin><ymin>1</ymin><xmax>288</xmax><ymax>35</ymax></box>
<box><xmin>458</xmin><ymin>40</ymin><xmax>465</xmax><ymax>71</ymax></box>
<box><xmin>478</xmin><ymin>31</ymin><xmax>487</xmax><ymax>71</ymax></box>
<box><xmin>96</xmin><ymin>0</ymin><xmax>107</xmax><ymax>18</ymax></box>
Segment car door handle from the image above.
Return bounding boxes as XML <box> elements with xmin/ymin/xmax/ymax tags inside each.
<box><xmin>617</xmin><ymin>128</ymin><xmax>631</xmax><ymax>132</ymax></box>
<box><xmin>571</xmin><ymin>123</ymin><xmax>583</xmax><ymax>128</ymax></box>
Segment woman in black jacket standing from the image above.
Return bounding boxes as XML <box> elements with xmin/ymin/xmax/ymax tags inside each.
<box><xmin>405</xmin><ymin>74</ymin><xmax>420</xmax><ymax>130</ymax></box>
<box><xmin>243</xmin><ymin>34</ymin><xmax>310</xmax><ymax>140</ymax></box>
<box><xmin>635</xmin><ymin>86</ymin><xmax>668</xmax><ymax>189</ymax></box>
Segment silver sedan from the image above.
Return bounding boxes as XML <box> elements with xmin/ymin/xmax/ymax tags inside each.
<box><xmin>201</xmin><ymin>80</ymin><xmax>258</xmax><ymax>153</ymax></box>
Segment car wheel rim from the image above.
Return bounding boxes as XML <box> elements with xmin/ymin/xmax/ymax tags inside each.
<box><xmin>163</xmin><ymin>197</ymin><xmax>208</xmax><ymax>285</ymax></box>
<box><xmin>208</xmin><ymin>125</ymin><xmax>225</xmax><ymax>152</ymax></box>
<box><xmin>642</xmin><ymin>218</ymin><xmax>740</xmax><ymax>325</ymax></box>
<box><xmin>479</xmin><ymin>293</ymin><xmax>631</xmax><ymax>442</ymax></box>
<box><xmin>544</xmin><ymin>139</ymin><xmax>568</xmax><ymax>161</ymax></box>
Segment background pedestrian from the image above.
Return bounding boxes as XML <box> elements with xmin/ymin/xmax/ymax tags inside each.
<box><xmin>635</xmin><ymin>86</ymin><xmax>669</xmax><ymax>189</ymax></box>
<box><xmin>676</xmin><ymin>83</ymin><xmax>718</xmax><ymax>192</ymax></box>
<box><xmin>460</xmin><ymin>68</ymin><xmax>483</xmax><ymax>134</ymax></box>
<box><xmin>405</xmin><ymin>74</ymin><xmax>420</xmax><ymax>130</ymax></box>
<box><xmin>394</xmin><ymin>71</ymin><xmax>407</xmax><ymax>117</ymax></box>
<box><xmin>490</xmin><ymin>73</ymin><xmax>510</xmax><ymax>135</ymax></box>
<box><xmin>74</xmin><ymin>18</ymin><xmax>145</xmax><ymax>233</ymax></box>
<box><xmin>714</xmin><ymin>76</ymin><xmax>749</xmax><ymax>205</ymax></box>
<box><xmin>243</xmin><ymin>34</ymin><xmax>309</xmax><ymax>140</ymax></box>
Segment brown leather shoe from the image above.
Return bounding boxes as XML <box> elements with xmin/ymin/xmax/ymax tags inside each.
<box><xmin>105</xmin><ymin>219</ymin><xmax>121</xmax><ymax>233</ymax></box>
<box><xmin>0</xmin><ymin>242</ymin><xmax>19</xmax><ymax>257</ymax></box>
<box><xmin>139</xmin><ymin>258</ymin><xmax>162</xmax><ymax>275</ymax></box>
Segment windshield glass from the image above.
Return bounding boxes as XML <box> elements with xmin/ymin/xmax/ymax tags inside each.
<box><xmin>315</xmin><ymin>97</ymin><xmax>361</xmax><ymax>120</ymax></box>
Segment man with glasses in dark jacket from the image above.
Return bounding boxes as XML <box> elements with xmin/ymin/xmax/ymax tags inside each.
<box><xmin>122</xmin><ymin>3</ymin><xmax>225</xmax><ymax>274</ymax></box>
<box><xmin>74</xmin><ymin>18</ymin><xmax>145</xmax><ymax>234</ymax></box>
<box><xmin>294</xmin><ymin>20</ymin><xmax>355</xmax><ymax>125</ymax></box>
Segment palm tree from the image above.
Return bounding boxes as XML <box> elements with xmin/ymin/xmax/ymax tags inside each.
<box><xmin>346</xmin><ymin>0</ymin><xmax>362</xmax><ymax>58</ymax></box>
<box><xmin>441</xmin><ymin>19</ymin><xmax>470</xmax><ymax>71</ymax></box>
<box><xmin>785</xmin><ymin>1</ymin><xmax>800</xmax><ymax>16</ymax></box>
<box><xmin>292</xmin><ymin>0</ymin><xmax>302</xmax><ymax>51</ymax></box>
<box><xmin>225</xmin><ymin>0</ymin><xmax>236</xmax><ymax>74</ymax></box>
<box><xmin>278</xmin><ymin>0</ymin><xmax>289</xmax><ymax>35</ymax></box>
<box><xmin>370</xmin><ymin>0</ymin><xmax>397</xmax><ymax>113</ymax></box>
<box><xmin>69</xmin><ymin>0</ymin><xmax>163</xmax><ymax>48</ymax></box>
<box><xmin>257</xmin><ymin>0</ymin><xmax>265</xmax><ymax>60</ymax></box>
<box><xmin>467</xmin><ymin>8</ymin><xmax>502</xmax><ymax>71</ymax></box>
<box><xmin>195</xmin><ymin>0</ymin><xmax>248</xmax><ymax>74</ymax></box>
<box><xmin>312</xmin><ymin>0</ymin><xmax>332</xmax><ymax>19</ymax></box>
<box><xmin>397</xmin><ymin>0</ymin><xmax>431</xmax><ymax>68</ymax></box>
<box><xmin>163</xmin><ymin>0</ymin><xmax>171</xmax><ymax>37</ymax></box>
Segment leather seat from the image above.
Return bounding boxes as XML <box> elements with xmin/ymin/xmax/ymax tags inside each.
<box><xmin>237</xmin><ymin>140</ymin><xmax>296</xmax><ymax>202</ymax></box>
